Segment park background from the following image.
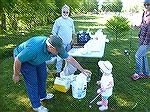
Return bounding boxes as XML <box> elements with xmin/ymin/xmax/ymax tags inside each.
<box><xmin>0</xmin><ymin>0</ymin><xmax>150</xmax><ymax>112</ymax></box>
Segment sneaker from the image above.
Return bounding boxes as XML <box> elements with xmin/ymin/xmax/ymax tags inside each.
<box><xmin>131</xmin><ymin>73</ymin><xmax>144</xmax><ymax>80</ymax></box>
<box><xmin>99</xmin><ymin>105</ymin><xmax>108</xmax><ymax>111</ymax></box>
<box><xmin>40</xmin><ymin>93</ymin><xmax>54</xmax><ymax>101</ymax></box>
<box><xmin>33</xmin><ymin>105</ymin><xmax>49</xmax><ymax>112</ymax></box>
<box><xmin>144</xmin><ymin>75</ymin><xmax>150</xmax><ymax>78</ymax></box>
<box><xmin>96</xmin><ymin>101</ymin><xmax>103</xmax><ymax>106</ymax></box>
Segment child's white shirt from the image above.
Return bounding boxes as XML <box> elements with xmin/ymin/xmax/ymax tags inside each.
<box><xmin>100</xmin><ymin>74</ymin><xmax>114</xmax><ymax>97</ymax></box>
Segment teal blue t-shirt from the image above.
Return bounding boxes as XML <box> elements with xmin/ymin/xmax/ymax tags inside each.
<box><xmin>13</xmin><ymin>36</ymin><xmax>69</xmax><ymax>65</ymax></box>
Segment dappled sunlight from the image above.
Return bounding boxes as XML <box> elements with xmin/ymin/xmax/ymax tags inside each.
<box><xmin>74</xmin><ymin>14</ymin><xmax>112</xmax><ymax>26</ymax></box>
<box><xmin>18</xmin><ymin>30</ymin><xmax>29</xmax><ymax>34</ymax></box>
<box><xmin>0</xmin><ymin>44</ymin><xmax>16</xmax><ymax>49</ymax></box>
<box><xmin>111</xmin><ymin>49</ymin><xmax>122</xmax><ymax>56</ymax></box>
<box><xmin>75</xmin><ymin>19</ymin><xmax>98</xmax><ymax>23</ymax></box>
<box><xmin>114</xmin><ymin>94</ymin><xmax>136</xmax><ymax>109</ymax></box>
<box><xmin>34</xmin><ymin>26</ymin><xmax>51</xmax><ymax>31</ymax></box>
<box><xmin>0</xmin><ymin>34</ymin><xmax>6</xmax><ymax>37</ymax></box>
<box><xmin>17</xmin><ymin>95</ymin><xmax>30</xmax><ymax>105</ymax></box>
<box><xmin>7</xmin><ymin>92</ymin><xmax>30</xmax><ymax>108</ymax></box>
<box><xmin>120</xmin><ymin>38</ymin><xmax>130</xmax><ymax>41</ymax></box>
<box><xmin>47</xmin><ymin>76</ymin><xmax>55</xmax><ymax>82</ymax></box>
<box><xmin>131</xmin><ymin>36</ymin><xmax>138</xmax><ymax>39</ymax></box>
<box><xmin>75</xmin><ymin>18</ymin><xmax>107</xmax><ymax>24</ymax></box>
<box><xmin>78</xmin><ymin>25</ymin><xmax>105</xmax><ymax>29</ymax></box>
<box><xmin>46</xmin><ymin>76</ymin><xmax>55</xmax><ymax>92</ymax></box>
<box><xmin>75</xmin><ymin>18</ymin><xmax>109</xmax><ymax>25</ymax></box>
<box><xmin>66</xmin><ymin>94</ymin><xmax>74</xmax><ymax>101</ymax></box>
<box><xmin>145</xmin><ymin>82</ymin><xmax>150</xmax><ymax>89</ymax></box>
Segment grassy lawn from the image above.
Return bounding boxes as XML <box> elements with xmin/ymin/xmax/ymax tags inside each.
<box><xmin>0</xmin><ymin>14</ymin><xmax>150</xmax><ymax>112</ymax></box>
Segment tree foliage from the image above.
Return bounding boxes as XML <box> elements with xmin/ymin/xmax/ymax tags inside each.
<box><xmin>0</xmin><ymin>0</ymin><xmax>98</xmax><ymax>33</ymax></box>
<box><xmin>105</xmin><ymin>16</ymin><xmax>130</xmax><ymax>42</ymax></box>
<box><xmin>101</xmin><ymin>0</ymin><xmax>123</xmax><ymax>12</ymax></box>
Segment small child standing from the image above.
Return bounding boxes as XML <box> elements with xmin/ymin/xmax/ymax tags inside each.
<box><xmin>96</xmin><ymin>61</ymin><xmax>114</xmax><ymax>111</ymax></box>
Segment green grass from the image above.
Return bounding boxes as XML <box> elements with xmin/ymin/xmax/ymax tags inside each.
<box><xmin>0</xmin><ymin>14</ymin><xmax>150</xmax><ymax>112</ymax></box>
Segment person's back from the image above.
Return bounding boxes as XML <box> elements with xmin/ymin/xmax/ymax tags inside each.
<box><xmin>14</xmin><ymin>36</ymin><xmax>55</xmax><ymax>65</ymax></box>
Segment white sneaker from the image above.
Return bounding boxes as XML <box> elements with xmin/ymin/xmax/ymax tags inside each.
<box><xmin>33</xmin><ymin>105</ymin><xmax>49</xmax><ymax>112</ymax></box>
<box><xmin>96</xmin><ymin>101</ymin><xmax>103</xmax><ymax>105</ymax></box>
<box><xmin>99</xmin><ymin>105</ymin><xmax>108</xmax><ymax>111</ymax></box>
<box><xmin>40</xmin><ymin>93</ymin><xmax>54</xmax><ymax>101</ymax></box>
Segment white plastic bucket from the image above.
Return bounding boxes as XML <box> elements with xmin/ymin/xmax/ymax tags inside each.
<box><xmin>71</xmin><ymin>74</ymin><xmax>87</xmax><ymax>99</ymax></box>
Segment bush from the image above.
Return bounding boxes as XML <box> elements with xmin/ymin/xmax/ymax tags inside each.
<box><xmin>101</xmin><ymin>0</ymin><xmax>123</xmax><ymax>12</ymax></box>
<box><xmin>105</xmin><ymin>16</ymin><xmax>130</xmax><ymax>42</ymax></box>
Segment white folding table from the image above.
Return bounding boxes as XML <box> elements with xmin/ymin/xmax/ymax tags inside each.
<box><xmin>68</xmin><ymin>37</ymin><xmax>108</xmax><ymax>80</ymax></box>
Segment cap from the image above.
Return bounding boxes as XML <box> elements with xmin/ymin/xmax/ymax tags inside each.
<box><xmin>98</xmin><ymin>61</ymin><xmax>113</xmax><ymax>74</ymax></box>
<box><xmin>62</xmin><ymin>4</ymin><xmax>70</xmax><ymax>10</ymax></box>
<box><xmin>46</xmin><ymin>35</ymin><xmax>65</xmax><ymax>54</ymax></box>
<box><xmin>144</xmin><ymin>0</ymin><xmax>150</xmax><ymax>3</ymax></box>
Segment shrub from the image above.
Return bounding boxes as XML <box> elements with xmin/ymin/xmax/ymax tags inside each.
<box><xmin>101</xmin><ymin>0</ymin><xmax>123</xmax><ymax>12</ymax></box>
<box><xmin>105</xmin><ymin>16</ymin><xmax>130</xmax><ymax>42</ymax></box>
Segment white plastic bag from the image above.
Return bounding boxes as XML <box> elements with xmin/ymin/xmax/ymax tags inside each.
<box><xmin>62</xmin><ymin>61</ymin><xmax>77</xmax><ymax>76</ymax></box>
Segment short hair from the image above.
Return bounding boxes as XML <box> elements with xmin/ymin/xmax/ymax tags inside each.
<box><xmin>62</xmin><ymin>4</ymin><xmax>70</xmax><ymax>11</ymax></box>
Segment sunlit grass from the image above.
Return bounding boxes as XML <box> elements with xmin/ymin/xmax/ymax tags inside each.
<box><xmin>111</xmin><ymin>49</ymin><xmax>122</xmax><ymax>56</ymax></box>
<box><xmin>1</xmin><ymin>14</ymin><xmax>150</xmax><ymax>112</ymax></box>
<box><xmin>0</xmin><ymin>44</ymin><xmax>16</xmax><ymax>49</ymax></box>
<box><xmin>146</xmin><ymin>82</ymin><xmax>150</xmax><ymax>89</ymax></box>
<box><xmin>77</xmin><ymin>25</ymin><xmax>105</xmax><ymax>29</ymax></box>
<box><xmin>114</xmin><ymin>94</ymin><xmax>135</xmax><ymax>109</ymax></box>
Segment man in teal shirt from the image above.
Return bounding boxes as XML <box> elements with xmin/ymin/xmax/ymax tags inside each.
<box><xmin>13</xmin><ymin>35</ymin><xmax>91</xmax><ymax>112</ymax></box>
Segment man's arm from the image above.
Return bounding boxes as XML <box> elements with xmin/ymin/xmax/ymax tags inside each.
<box><xmin>71</xmin><ymin>33</ymin><xmax>75</xmax><ymax>46</ymax></box>
<box><xmin>64</xmin><ymin>56</ymin><xmax>91</xmax><ymax>75</ymax></box>
<box><xmin>13</xmin><ymin>57</ymin><xmax>21</xmax><ymax>82</ymax></box>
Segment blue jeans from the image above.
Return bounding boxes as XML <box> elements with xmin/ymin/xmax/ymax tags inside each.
<box><xmin>20</xmin><ymin>62</ymin><xmax>47</xmax><ymax>108</ymax></box>
<box><xmin>56</xmin><ymin>44</ymin><xmax>72</xmax><ymax>73</ymax></box>
<box><xmin>135</xmin><ymin>45</ymin><xmax>150</xmax><ymax>76</ymax></box>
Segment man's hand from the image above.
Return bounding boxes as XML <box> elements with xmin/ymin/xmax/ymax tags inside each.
<box><xmin>13</xmin><ymin>57</ymin><xmax>21</xmax><ymax>83</ymax></box>
<box><xmin>96</xmin><ymin>80</ymin><xmax>101</xmax><ymax>85</ymax></box>
<box><xmin>13</xmin><ymin>74</ymin><xmax>20</xmax><ymax>83</ymax></box>
<box><xmin>82</xmin><ymin>69</ymin><xmax>92</xmax><ymax>76</ymax></box>
<box><xmin>97</xmin><ymin>87</ymin><xmax>106</xmax><ymax>94</ymax></box>
<box><xmin>100</xmin><ymin>87</ymin><xmax>106</xmax><ymax>92</ymax></box>
<box><xmin>97</xmin><ymin>88</ymin><xmax>101</xmax><ymax>94</ymax></box>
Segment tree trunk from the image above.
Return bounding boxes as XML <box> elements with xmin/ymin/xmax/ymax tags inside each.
<box><xmin>1</xmin><ymin>13</ymin><xmax>6</xmax><ymax>32</ymax></box>
<box><xmin>12</xmin><ymin>14</ymin><xmax>18</xmax><ymax>30</ymax></box>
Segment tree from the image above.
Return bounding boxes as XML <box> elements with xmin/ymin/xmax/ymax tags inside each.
<box><xmin>101</xmin><ymin>0</ymin><xmax>122</xmax><ymax>12</ymax></box>
<box><xmin>0</xmin><ymin>0</ymin><xmax>17</xmax><ymax>32</ymax></box>
<box><xmin>0</xmin><ymin>0</ymin><xmax>57</xmax><ymax>32</ymax></box>
<box><xmin>105</xmin><ymin>16</ymin><xmax>130</xmax><ymax>42</ymax></box>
